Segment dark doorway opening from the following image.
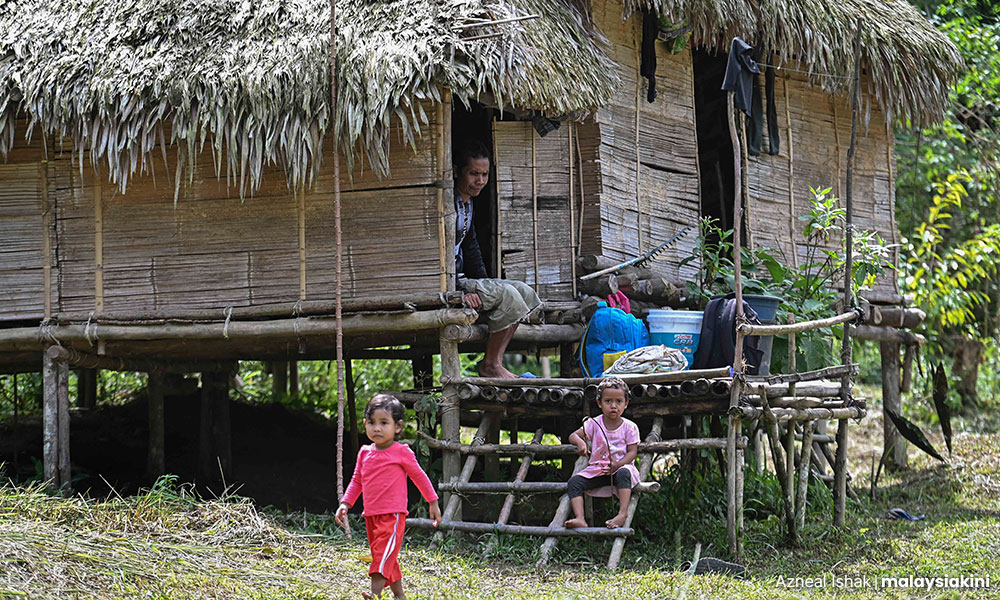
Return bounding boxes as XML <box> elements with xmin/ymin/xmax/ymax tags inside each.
<box><xmin>452</xmin><ymin>101</ymin><xmax>499</xmax><ymax>278</ymax></box>
<box><xmin>693</xmin><ymin>48</ymin><xmax>736</xmax><ymax>235</ymax></box>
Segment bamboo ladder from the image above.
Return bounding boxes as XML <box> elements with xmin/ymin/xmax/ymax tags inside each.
<box><xmin>409</xmin><ymin>411</ymin><xmax>669</xmax><ymax>568</ymax></box>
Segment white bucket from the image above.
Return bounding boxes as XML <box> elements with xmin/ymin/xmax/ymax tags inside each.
<box><xmin>646</xmin><ymin>309</ymin><xmax>704</xmax><ymax>369</ymax></box>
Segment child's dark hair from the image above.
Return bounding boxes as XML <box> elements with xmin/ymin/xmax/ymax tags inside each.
<box><xmin>365</xmin><ymin>393</ymin><xmax>406</xmax><ymax>433</ymax></box>
<box><xmin>597</xmin><ymin>377</ymin><xmax>630</xmax><ymax>401</ymax></box>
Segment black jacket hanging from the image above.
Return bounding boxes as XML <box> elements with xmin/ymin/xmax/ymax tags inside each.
<box><xmin>641</xmin><ymin>10</ymin><xmax>658</xmax><ymax>102</ymax></box>
<box><xmin>720</xmin><ymin>37</ymin><xmax>759</xmax><ymax>115</ymax></box>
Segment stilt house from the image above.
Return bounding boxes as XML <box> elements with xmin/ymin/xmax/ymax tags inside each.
<box><xmin>0</xmin><ymin>0</ymin><xmax>959</xmax><ymax>563</ymax></box>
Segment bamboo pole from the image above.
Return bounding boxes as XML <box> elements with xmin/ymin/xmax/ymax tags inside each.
<box><xmin>783</xmin><ymin>76</ymin><xmax>798</xmax><ymax>269</ymax></box>
<box><xmin>851</xmin><ymin>325</ymin><xmax>926</xmax><ymax>345</ymax></box>
<box><xmin>440</xmin><ymin>481</ymin><xmax>661</xmax><ymax>494</ymax></box>
<box><xmin>40</xmin><ymin>161</ymin><xmax>52</xmax><ymax>320</ymax></box>
<box><xmin>419</xmin><ymin>433</ymin><xmax>741</xmax><ymax>455</ymax></box>
<box><xmin>531</xmin><ymin>131</ymin><xmax>540</xmax><ymax>291</ymax></box>
<box><xmin>608</xmin><ymin>416</ymin><xmax>665</xmax><ymax>568</ymax></box>
<box><xmin>45</xmin><ymin>346</ymin><xmax>236</xmax><ymax>374</ymax></box>
<box><xmin>760</xmin><ymin>386</ymin><xmax>795</xmax><ymax>540</ymax></box>
<box><xmin>443</xmin><ymin>368</ymin><xmax>731</xmax><ymax>388</ymax></box>
<box><xmin>784</xmin><ymin>413</ymin><xmax>797</xmax><ymax>541</ymax></box>
<box><xmin>575</xmin><ymin>124</ymin><xmax>585</xmax><ymax>257</ymax></box>
<box><xmin>747</xmin><ymin>365</ymin><xmax>856</xmax><ymax>385</ymax></box>
<box><xmin>734</xmin><ymin>406</ymin><xmax>865</xmax><ymax>422</ymax></box>
<box><xmin>795</xmin><ymin>420</ymin><xmax>815</xmax><ymax>529</ymax></box>
<box><xmin>438</xmin><ymin>97</ymin><xmax>449</xmax><ymax>291</ymax></box>
<box><xmin>725</xmin><ymin>88</ymin><xmax>745</xmax><ymax>560</ymax></box>
<box><xmin>569</xmin><ymin>122</ymin><xmax>577</xmax><ymax>297</ymax></box>
<box><xmin>1</xmin><ymin>309</ymin><xmax>479</xmax><ymax>348</ymax></box>
<box><xmin>635</xmin><ymin>37</ymin><xmax>643</xmax><ymax>253</ymax></box>
<box><xmin>437</xmin><ymin>413</ymin><xmax>496</xmax><ymax>542</ymax></box>
<box><xmin>835</xmin><ymin>18</ymin><xmax>864</xmax><ymax>529</ymax></box>
<box><xmin>493</xmin><ymin>115</ymin><xmax>502</xmax><ymax>277</ymax></box>
<box><xmin>409</xmin><ymin>519</ymin><xmax>633</xmax><ymax>537</ymax></box>
<box><xmin>298</xmin><ymin>189</ymin><xmax>307</xmax><ymax>301</ymax></box>
<box><xmin>328</xmin><ymin>0</ymin><xmax>349</xmax><ymax>538</ymax></box>
<box><xmin>536</xmin><ymin>454</ymin><xmax>589</xmax><ymax>568</ymax></box>
<box><xmin>497</xmin><ymin>429</ymin><xmax>544</xmax><ymax>524</ymax></box>
<box><xmin>56</xmin><ymin>292</ymin><xmax>465</xmax><ymax>323</ymax></box>
<box><xmin>738</xmin><ymin>310</ymin><xmax>858</xmax><ymax>336</ymax></box>
<box><xmin>147</xmin><ymin>372</ymin><xmax>165</xmax><ymax>481</ymax></box>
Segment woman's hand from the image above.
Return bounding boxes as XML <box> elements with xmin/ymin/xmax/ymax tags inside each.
<box><xmin>464</xmin><ymin>293</ymin><xmax>483</xmax><ymax>309</ymax></box>
<box><xmin>335</xmin><ymin>503</ymin><xmax>349</xmax><ymax>526</ymax></box>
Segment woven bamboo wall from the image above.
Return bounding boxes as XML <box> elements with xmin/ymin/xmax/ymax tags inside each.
<box><xmin>584</xmin><ymin>0</ymin><xmax>702</xmax><ymax>283</ymax></box>
<box><xmin>746</xmin><ymin>72</ymin><xmax>898</xmax><ymax>296</ymax></box>
<box><xmin>494</xmin><ymin>121</ymin><xmax>575</xmax><ymax>300</ymax></box>
<box><xmin>0</xmin><ymin>107</ymin><xmax>445</xmax><ymax>322</ymax></box>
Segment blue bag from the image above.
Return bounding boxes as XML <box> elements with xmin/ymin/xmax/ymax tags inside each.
<box><xmin>578</xmin><ymin>303</ymin><xmax>650</xmax><ymax>377</ymax></box>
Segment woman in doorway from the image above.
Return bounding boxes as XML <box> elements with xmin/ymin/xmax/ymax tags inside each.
<box><xmin>454</xmin><ymin>139</ymin><xmax>541</xmax><ymax>378</ymax></box>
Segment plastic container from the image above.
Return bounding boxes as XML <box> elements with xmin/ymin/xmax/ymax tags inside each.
<box><xmin>646</xmin><ymin>309</ymin><xmax>704</xmax><ymax>369</ymax></box>
<box><xmin>744</xmin><ymin>294</ymin><xmax>782</xmax><ymax>324</ymax></box>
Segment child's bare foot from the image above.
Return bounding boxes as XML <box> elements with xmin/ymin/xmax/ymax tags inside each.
<box><xmin>564</xmin><ymin>517</ymin><xmax>588</xmax><ymax>528</ymax></box>
<box><xmin>361</xmin><ymin>593</ymin><xmax>374</xmax><ymax>599</ymax></box>
<box><xmin>605</xmin><ymin>514</ymin><xmax>627</xmax><ymax>529</ymax></box>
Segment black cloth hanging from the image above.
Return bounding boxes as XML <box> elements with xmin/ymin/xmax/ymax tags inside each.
<box><xmin>747</xmin><ymin>65</ymin><xmax>781</xmax><ymax>156</ymax></box>
<box><xmin>720</xmin><ymin>37</ymin><xmax>759</xmax><ymax>115</ymax></box>
<box><xmin>641</xmin><ymin>9</ymin><xmax>658</xmax><ymax>102</ymax></box>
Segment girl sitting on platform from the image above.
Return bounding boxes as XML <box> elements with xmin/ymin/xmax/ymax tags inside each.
<box><xmin>336</xmin><ymin>394</ymin><xmax>441</xmax><ymax>599</ymax></box>
<box><xmin>564</xmin><ymin>377</ymin><xmax>640</xmax><ymax>529</ymax></box>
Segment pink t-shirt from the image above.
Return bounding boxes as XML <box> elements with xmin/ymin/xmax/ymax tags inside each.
<box><xmin>342</xmin><ymin>442</ymin><xmax>439</xmax><ymax>516</ymax></box>
<box><xmin>577</xmin><ymin>415</ymin><xmax>641</xmax><ymax>498</ymax></box>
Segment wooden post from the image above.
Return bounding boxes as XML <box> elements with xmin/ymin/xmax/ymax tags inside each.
<box><xmin>726</xmin><ymin>88</ymin><xmax>746</xmax><ymax>560</ymax></box>
<box><xmin>42</xmin><ymin>350</ymin><xmax>71</xmax><ymax>491</ymax></box>
<box><xmin>796</xmin><ymin>420</ymin><xmax>815</xmax><ymax>529</ymax></box>
<box><xmin>271</xmin><ymin>361</ymin><xmax>288</xmax><ymax>400</ymax></box>
<box><xmin>288</xmin><ymin>360</ymin><xmax>299</xmax><ymax>400</ymax></box>
<box><xmin>835</xmin><ymin>18</ymin><xmax>864</xmax><ymax>529</ymax></box>
<box><xmin>77</xmin><ymin>368</ymin><xmax>97</xmax><ymax>410</ymax></box>
<box><xmin>880</xmin><ymin>342</ymin><xmax>906</xmax><ymax>468</ymax></box>
<box><xmin>210</xmin><ymin>372</ymin><xmax>232</xmax><ymax>483</ymax></box>
<box><xmin>199</xmin><ymin>374</ymin><xmax>215</xmax><ymax>482</ymax></box>
<box><xmin>784</xmin><ymin>420</ymin><xmax>797</xmax><ymax>540</ymax></box>
<box><xmin>439</xmin><ymin>336</ymin><xmax>462</xmax><ymax>514</ymax></box>
<box><xmin>412</xmin><ymin>353</ymin><xmax>434</xmax><ymax>389</ymax></box>
<box><xmin>559</xmin><ymin>343</ymin><xmax>575</xmax><ymax>378</ymax></box>
<box><xmin>147</xmin><ymin>372</ymin><xmax>166</xmax><ymax>482</ymax></box>
<box><xmin>345</xmin><ymin>358</ymin><xmax>359</xmax><ymax>458</ymax></box>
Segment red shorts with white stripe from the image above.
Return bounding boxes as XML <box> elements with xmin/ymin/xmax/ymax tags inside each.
<box><xmin>365</xmin><ymin>513</ymin><xmax>406</xmax><ymax>583</ymax></box>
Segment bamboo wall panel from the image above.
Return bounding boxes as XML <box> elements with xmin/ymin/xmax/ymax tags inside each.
<box><xmin>587</xmin><ymin>0</ymin><xmax>701</xmax><ymax>283</ymax></box>
<box><xmin>304</xmin><ymin>185</ymin><xmax>441</xmax><ymax>298</ymax></box>
<box><xmin>747</xmin><ymin>73</ymin><xmax>897</xmax><ymax>296</ymax></box>
<box><xmin>46</xmin><ymin>110</ymin><xmax>443</xmax><ymax>317</ymax></box>
<box><xmin>495</xmin><ymin>121</ymin><xmax>574</xmax><ymax>300</ymax></box>
<box><xmin>0</xmin><ymin>163</ymin><xmax>47</xmax><ymax>319</ymax></box>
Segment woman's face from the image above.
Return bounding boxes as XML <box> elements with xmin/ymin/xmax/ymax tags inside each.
<box><xmin>456</xmin><ymin>156</ymin><xmax>490</xmax><ymax>200</ymax></box>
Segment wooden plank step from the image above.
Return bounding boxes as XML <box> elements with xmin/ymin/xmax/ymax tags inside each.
<box><xmin>407</xmin><ymin>519</ymin><xmax>633</xmax><ymax>537</ymax></box>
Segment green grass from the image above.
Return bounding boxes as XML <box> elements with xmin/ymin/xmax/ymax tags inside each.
<box><xmin>2</xmin><ymin>414</ymin><xmax>999</xmax><ymax>599</ymax></box>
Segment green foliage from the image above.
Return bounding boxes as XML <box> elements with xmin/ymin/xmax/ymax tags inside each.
<box><xmin>684</xmin><ymin>188</ymin><xmax>892</xmax><ymax>373</ymax></box>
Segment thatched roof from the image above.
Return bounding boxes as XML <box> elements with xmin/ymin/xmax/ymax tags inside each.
<box><xmin>0</xmin><ymin>0</ymin><xmax>617</xmax><ymax>194</ymax></box>
<box><xmin>628</xmin><ymin>0</ymin><xmax>962</xmax><ymax>128</ymax></box>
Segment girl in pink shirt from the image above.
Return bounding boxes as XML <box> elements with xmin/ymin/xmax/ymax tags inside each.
<box><xmin>564</xmin><ymin>378</ymin><xmax>640</xmax><ymax>529</ymax></box>
<box><xmin>336</xmin><ymin>394</ymin><xmax>441</xmax><ymax>599</ymax></box>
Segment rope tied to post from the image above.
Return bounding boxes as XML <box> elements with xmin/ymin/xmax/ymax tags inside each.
<box><xmin>84</xmin><ymin>311</ymin><xmax>98</xmax><ymax>346</ymax></box>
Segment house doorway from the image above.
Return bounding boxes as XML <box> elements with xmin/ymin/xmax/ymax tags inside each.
<box><xmin>692</xmin><ymin>47</ymin><xmax>736</xmax><ymax>236</ymax></box>
<box><xmin>452</xmin><ymin>101</ymin><xmax>499</xmax><ymax>278</ymax></box>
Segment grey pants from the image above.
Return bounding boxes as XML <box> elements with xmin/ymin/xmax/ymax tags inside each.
<box><xmin>458</xmin><ymin>278</ymin><xmax>541</xmax><ymax>332</ymax></box>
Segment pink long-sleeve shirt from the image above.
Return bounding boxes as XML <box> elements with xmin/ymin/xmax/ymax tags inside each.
<box><xmin>341</xmin><ymin>442</ymin><xmax>438</xmax><ymax>516</ymax></box>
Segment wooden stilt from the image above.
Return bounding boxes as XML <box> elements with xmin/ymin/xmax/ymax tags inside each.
<box><xmin>435</xmin><ymin>412</ymin><xmax>496</xmax><ymax>544</ymax></box>
<box><xmin>784</xmin><ymin>415</ymin><xmax>797</xmax><ymax>541</ymax></box>
<box><xmin>795</xmin><ymin>420</ymin><xmax>815</xmax><ymax>528</ymax></box>
<box><xmin>834</xmin><ymin>418</ymin><xmax>849</xmax><ymax>526</ymax></box>
<box><xmin>412</xmin><ymin>353</ymin><xmax>434</xmax><ymax>389</ymax></box>
<box><xmin>77</xmin><ymin>368</ymin><xmax>97</xmax><ymax>410</ymax></box>
<box><xmin>271</xmin><ymin>361</ymin><xmax>288</xmax><ymax>400</ymax></box>
<box><xmin>147</xmin><ymin>372</ymin><xmax>166</xmax><ymax>482</ymax></box>
<box><xmin>439</xmin><ymin>337</ymin><xmax>462</xmax><ymax>513</ymax></box>
<box><xmin>345</xmin><ymin>359</ymin><xmax>359</xmax><ymax>458</ymax></box>
<box><xmin>210</xmin><ymin>372</ymin><xmax>232</xmax><ymax>483</ymax></box>
<box><xmin>608</xmin><ymin>416</ymin><xmax>664</xmax><ymax>569</ymax></box>
<box><xmin>43</xmin><ymin>350</ymin><xmax>70</xmax><ymax>491</ymax></box>
<box><xmin>880</xmin><ymin>341</ymin><xmax>906</xmax><ymax>469</ymax></box>
<box><xmin>199</xmin><ymin>374</ymin><xmax>214</xmax><ymax>482</ymax></box>
<box><xmin>288</xmin><ymin>360</ymin><xmax>299</xmax><ymax>400</ymax></box>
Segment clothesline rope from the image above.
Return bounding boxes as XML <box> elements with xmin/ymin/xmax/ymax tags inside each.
<box><xmin>756</xmin><ymin>63</ymin><xmax>855</xmax><ymax>80</ymax></box>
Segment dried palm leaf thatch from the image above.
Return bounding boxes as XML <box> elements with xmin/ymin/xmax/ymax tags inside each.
<box><xmin>0</xmin><ymin>0</ymin><xmax>618</xmax><ymax>196</ymax></box>
<box><xmin>625</xmin><ymin>0</ymin><xmax>962</xmax><ymax>128</ymax></box>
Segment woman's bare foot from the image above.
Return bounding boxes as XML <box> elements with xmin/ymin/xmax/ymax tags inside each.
<box><xmin>477</xmin><ymin>361</ymin><xmax>517</xmax><ymax>378</ymax></box>
<box><xmin>564</xmin><ymin>517</ymin><xmax>588</xmax><ymax>528</ymax></box>
<box><xmin>605</xmin><ymin>514</ymin><xmax>627</xmax><ymax>529</ymax></box>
